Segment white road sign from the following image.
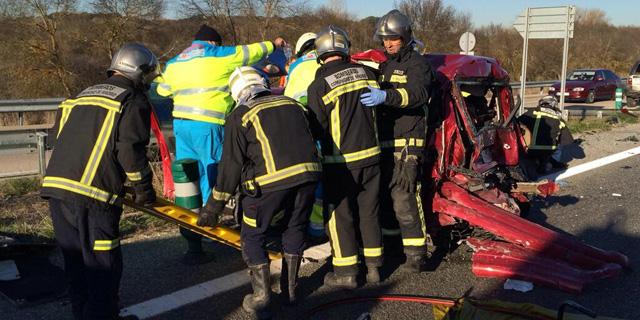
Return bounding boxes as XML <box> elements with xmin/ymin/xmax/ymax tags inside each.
<box><xmin>513</xmin><ymin>6</ymin><xmax>575</xmax><ymax>39</ymax></box>
<box><xmin>459</xmin><ymin>32</ymin><xmax>476</xmax><ymax>54</ymax></box>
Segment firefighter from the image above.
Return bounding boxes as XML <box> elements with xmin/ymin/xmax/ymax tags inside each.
<box><xmin>284</xmin><ymin>32</ymin><xmax>325</xmax><ymax>237</ymax></box>
<box><xmin>360</xmin><ymin>10</ymin><xmax>434</xmax><ymax>273</ymax></box>
<box><xmin>518</xmin><ymin>96</ymin><xmax>575</xmax><ymax>177</ymax></box>
<box><xmin>307</xmin><ymin>25</ymin><xmax>383</xmax><ymax>289</ymax></box>
<box><xmin>284</xmin><ymin>32</ymin><xmax>320</xmax><ymax>105</ymax></box>
<box><xmin>196</xmin><ymin>67</ymin><xmax>321</xmax><ymax>318</ymax></box>
<box><xmin>156</xmin><ymin>24</ymin><xmax>286</xmax><ymax>265</ymax></box>
<box><xmin>40</xmin><ymin>43</ymin><xmax>159</xmax><ymax>320</ymax></box>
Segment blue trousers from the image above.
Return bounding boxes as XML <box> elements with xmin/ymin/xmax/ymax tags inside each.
<box><xmin>173</xmin><ymin>119</ymin><xmax>224</xmax><ymax>203</ymax></box>
<box><xmin>174</xmin><ymin>119</ymin><xmax>224</xmax><ymax>251</ymax></box>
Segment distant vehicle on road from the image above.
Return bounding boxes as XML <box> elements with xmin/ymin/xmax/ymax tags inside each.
<box><xmin>548</xmin><ymin>69</ymin><xmax>623</xmax><ymax>103</ymax></box>
<box><xmin>625</xmin><ymin>61</ymin><xmax>640</xmax><ymax>108</ymax></box>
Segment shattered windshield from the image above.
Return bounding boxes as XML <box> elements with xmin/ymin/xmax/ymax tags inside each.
<box><xmin>568</xmin><ymin>71</ymin><xmax>595</xmax><ymax>81</ymax></box>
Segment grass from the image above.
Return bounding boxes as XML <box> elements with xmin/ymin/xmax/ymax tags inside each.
<box><xmin>0</xmin><ymin>177</ymin><xmax>174</xmax><ymax>243</ymax></box>
<box><xmin>567</xmin><ymin>113</ymin><xmax>639</xmax><ymax>134</ymax></box>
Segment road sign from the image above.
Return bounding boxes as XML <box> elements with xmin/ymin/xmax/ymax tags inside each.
<box><xmin>514</xmin><ymin>5</ymin><xmax>575</xmax><ymax>118</ymax></box>
<box><xmin>459</xmin><ymin>32</ymin><xmax>476</xmax><ymax>55</ymax></box>
<box><xmin>513</xmin><ymin>7</ymin><xmax>575</xmax><ymax>39</ymax></box>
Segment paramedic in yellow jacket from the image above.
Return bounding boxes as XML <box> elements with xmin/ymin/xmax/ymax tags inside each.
<box><xmin>156</xmin><ymin>24</ymin><xmax>286</xmax><ymax>264</ymax></box>
<box><xmin>284</xmin><ymin>32</ymin><xmax>321</xmax><ymax>105</ymax></box>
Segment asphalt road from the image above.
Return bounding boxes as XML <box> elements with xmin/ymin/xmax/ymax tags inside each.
<box><xmin>2</xmin><ymin>125</ymin><xmax>640</xmax><ymax>320</ymax></box>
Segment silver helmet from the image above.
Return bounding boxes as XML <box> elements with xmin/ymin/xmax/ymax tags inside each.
<box><xmin>374</xmin><ymin>10</ymin><xmax>413</xmax><ymax>43</ymax></box>
<box><xmin>108</xmin><ymin>42</ymin><xmax>160</xmax><ymax>86</ymax></box>
<box><xmin>229</xmin><ymin>66</ymin><xmax>270</xmax><ymax>105</ymax></box>
<box><xmin>538</xmin><ymin>95</ymin><xmax>559</xmax><ymax>111</ymax></box>
<box><xmin>315</xmin><ymin>25</ymin><xmax>350</xmax><ymax>61</ymax></box>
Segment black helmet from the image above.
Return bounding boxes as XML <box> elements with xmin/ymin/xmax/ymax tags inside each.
<box><xmin>315</xmin><ymin>25</ymin><xmax>350</xmax><ymax>61</ymax></box>
<box><xmin>108</xmin><ymin>42</ymin><xmax>160</xmax><ymax>86</ymax></box>
<box><xmin>374</xmin><ymin>10</ymin><xmax>413</xmax><ymax>43</ymax></box>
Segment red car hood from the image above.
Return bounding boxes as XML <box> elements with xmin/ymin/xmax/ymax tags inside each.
<box><xmin>551</xmin><ymin>80</ymin><xmax>593</xmax><ymax>90</ymax></box>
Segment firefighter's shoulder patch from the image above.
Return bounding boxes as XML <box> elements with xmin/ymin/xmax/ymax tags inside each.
<box><xmin>77</xmin><ymin>84</ymin><xmax>127</xmax><ymax>100</ymax></box>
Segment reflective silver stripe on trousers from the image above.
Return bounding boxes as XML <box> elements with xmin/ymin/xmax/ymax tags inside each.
<box><xmin>242</xmin><ymin>45</ymin><xmax>250</xmax><ymax>66</ymax></box>
<box><xmin>174</xmin><ymin>86</ymin><xmax>229</xmax><ymax>96</ymax></box>
<box><xmin>173</xmin><ymin>105</ymin><xmax>226</xmax><ymax>120</ymax></box>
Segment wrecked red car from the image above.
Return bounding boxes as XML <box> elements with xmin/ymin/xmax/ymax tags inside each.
<box><xmin>423</xmin><ymin>54</ymin><xmax>628</xmax><ymax>293</ymax></box>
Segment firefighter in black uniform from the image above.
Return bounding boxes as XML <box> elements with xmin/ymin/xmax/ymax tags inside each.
<box><xmin>360</xmin><ymin>10</ymin><xmax>434</xmax><ymax>273</ymax></box>
<box><xmin>197</xmin><ymin>66</ymin><xmax>320</xmax><ymax>319</ymax></box>
<box><xmin>307</xmin><ymin>25</ymin><xmax>383</xmax><ymax>289</ymax></box>
<box><xmin>40</xmin><ymin>43</ymin><xmax>159</xmax><ymax>320</ymax></box>
<box><xmin>518</xmin><ymin>95</ymin><xmax>575</xmax><ymax>178</ymax></box>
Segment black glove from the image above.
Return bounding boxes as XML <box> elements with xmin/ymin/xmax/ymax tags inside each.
<box><xmin>197</xmin><ymin>196</ymin><xmax>226</xmax><ymax>227</ymax></box>
<box><xmin>133</xmin><ymin>178</ymin><xmax>156</xmax><ymax>206</ymax></box>
<box><xmin>390</xmin><ymin>157</ymin><xmax>419</xmax><ymax>193</ymax></box>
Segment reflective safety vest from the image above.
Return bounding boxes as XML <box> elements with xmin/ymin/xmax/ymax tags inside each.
<box><xmin>41</xmin><ymin>76</ymin><xmax>152</xmax><ymax>206</ymax></box>
<box><xmin>284</xmin><ymin>50</ymin><xmax>320</xmax><ymax>105</ymax></box>
<box><xmin>156</xmin><ymin>40</ymin><xmax>274</xmax><ymax>125</ymax></box>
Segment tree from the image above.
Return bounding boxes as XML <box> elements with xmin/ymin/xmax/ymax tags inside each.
<box><xmin>25</xmin><ymin>0</ymin><xmax>79</xmax><ymax>96</ymax></box>
<box><xmin>396</xmin><ymin>0</ymin><xmax>471</xmax><ymax>53</ymax></box>
<box><xmin>90</xmin><ymin>0</ymin><xmax>165</xmax><ymax>58</ymax></box>
<box><xmin>180</xmin><ymin>0</ymin><xmax>240</xmax><ymax>44</ymax></box>
<box><xmin>0</xmin><ymin>0</ymin><xmax>30</xmax><ymax>17</ymax></box>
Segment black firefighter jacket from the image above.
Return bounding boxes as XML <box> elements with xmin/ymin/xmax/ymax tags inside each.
<box><xmin>518</xmin><ymin>106</ymin><xmax>574</xmax><ymax>157</ymax></box>
<box><xmin>210</xmin><ymin>94</ymin><xmax>321</xmax><ymax>202</ymax></box>
<box><xmin>378</xmin><ymin>45</ymin><xmax>434</xmax><ymax>156</ymax></box>
<box><xmin>307</xmin><ymin>59</ymin><xmax>381</xmax><ymax>170</ymax></box>
<box><xmin>41</xmin><ymin>75</ymin><xmax>152</xmax><ymax>207</ymax></box>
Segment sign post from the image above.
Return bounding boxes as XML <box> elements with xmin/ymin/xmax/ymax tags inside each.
<box><xmin>514</xmin><ymin>5</ymin><xmax>575</xmax><ymax>117</ymax></box>
<box><xmin>459</xmin><ymin>32</ymin><xmax>476</xmax><ymax>55</ymax></box>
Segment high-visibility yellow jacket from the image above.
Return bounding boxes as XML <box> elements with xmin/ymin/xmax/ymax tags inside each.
<box><xmin>284</xmin><ymin>50</ymin><xmax>320</xmax><ymax>105</ymax></box>
<box><xmin>156</xmin><ymin>40</ymin><xmax>274</xmax><ymax>125</ymax></box>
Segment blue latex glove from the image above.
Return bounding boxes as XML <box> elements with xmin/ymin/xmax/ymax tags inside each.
<box><xmin>360</xmin><ymin>86</ymin><xmax>387</xmax><ymax>107</ymax></box>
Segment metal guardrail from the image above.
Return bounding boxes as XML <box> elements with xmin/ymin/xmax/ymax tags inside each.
<box><xmin>510</xmin><ymin>80</ymin><xmax>556</xmax><ymax>88</ymax></box>
<box><xmin>0</xmin><ymin>78</ymin><xmax>628</xmax><ymax>178</ymax></box>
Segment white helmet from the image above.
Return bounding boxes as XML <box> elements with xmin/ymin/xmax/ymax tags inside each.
<box><xmin>229</xmin><ymin>66</ymin><xmax>270</xmax><ymax>105</ymax></box>
<box><xmin>294</xmin><ymin>32</ymin><xmax>317</xmax><ymax>57</ymax></box>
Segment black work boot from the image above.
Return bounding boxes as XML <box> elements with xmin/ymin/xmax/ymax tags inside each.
<box><xmin>323</xmin><ymin>272</ymin><xmax>357</xmax><ymax>290</ymax></box>
<box><xmin>401</xmin><ymin>254</ymin><xmax>425</xmax><ymax>273</ymax></box>
<box><xmin>280</xmin><ymin>253</ymin><xmax>302</xmax><ymax>305</ymax></box>
<box><xmin>243</xmin><ymin>263</ymin><xmax>272</xmax><ymax>319</ymax></box>
<box><xmin>365</xmin><ymin>264</ymin><xmax>380</xmax><ymax>284</ymax></box>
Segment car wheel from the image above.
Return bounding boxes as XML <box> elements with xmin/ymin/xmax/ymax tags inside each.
<box><xmin>586</xmin><ymin>90</ymin><xmax>595</xmax><ymax>103</ymax></box>
<box><xmin>628</xmin><ymin>97</ymin><xmax>638</xmax><ymax>108</ymax></box>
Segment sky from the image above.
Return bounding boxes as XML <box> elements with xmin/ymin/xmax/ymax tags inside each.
<box><xmin>323</xmin><ymin>0</ymin><xmax>638</xmax><ymax>27</ymax></box>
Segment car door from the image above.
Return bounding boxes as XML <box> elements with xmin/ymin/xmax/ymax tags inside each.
<box><xmin>594</xmin><ymin>71</ymin><xmax>607</xmax><ymax>98</ymax></box>
<box><xmin>606</xmin><ymin>71</ymin><xmax>619</xmax><ymax>98</ymax></box>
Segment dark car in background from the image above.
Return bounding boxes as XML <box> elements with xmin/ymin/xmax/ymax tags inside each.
<box><xmin>548</xmin><ymin>69</ymin><xmax>623</xmax><ymax>103</ymax></box>
<box><xmin>625</xmin><ymin>61</ymin><xmax>640</xmax><ymax>108</ymax></box>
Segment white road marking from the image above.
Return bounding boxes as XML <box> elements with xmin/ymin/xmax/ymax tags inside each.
<box><xmin>121</xmin><ymin>146</ymin><xmax>640</xmax><ymax>318</ymax></box>
<box><xmin>120</xmin><ymin>242</ymin><xmax>332</xmax><ymax>319</ymax></box>
<box><xmin>541</xmin><ymin>146</ymin><xmax>640</xmax><ymax>181</ymax></box>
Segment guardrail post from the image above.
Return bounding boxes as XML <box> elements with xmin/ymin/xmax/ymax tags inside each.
<box><xmin>18</xmin><ymin>111</ymin><xmax>24</xmax><ymax>126</ymax></box>
<box><xmin>615</xmin><ymin>88</ymin><xmax>623</xmax><ymax>110</ymax></box>
<box><xmin>36</xmin><ymin>131</ymin><xmax>48</xmax><ymax>175</ymax></box>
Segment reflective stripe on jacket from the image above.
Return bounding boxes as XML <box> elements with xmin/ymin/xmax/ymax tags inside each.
<box><xmin>157</xmin><ymin>40</ymin><xmax>274</xmax><ymax>124</ymax></box>
<box><xmin>307</xmin><ymin>60</ymin><xmax>381</xmax><ymax>169</ymax></box>
<box><xmin>212</xmin><ymin>95</ymin><xmax>321</xmax><ymax>200</ymax></box>
<box><xmin>518</xmin><ymin>108</ymin><xmax>572</xmax><ymax>151</ymax></box>
<box><xmin>41</xmin><ymin>76</ymin><xmax>152</xmax><ymax>206</ymax></box>
<box><xmin>378</xmin><ymin>45</ymin><xmax>433</xmax><ymax>155</ymax></box>
<box><xmin>284</xmin><ymin>50</ymin><xmax>320</xmax><ymax>105</ymax></box>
